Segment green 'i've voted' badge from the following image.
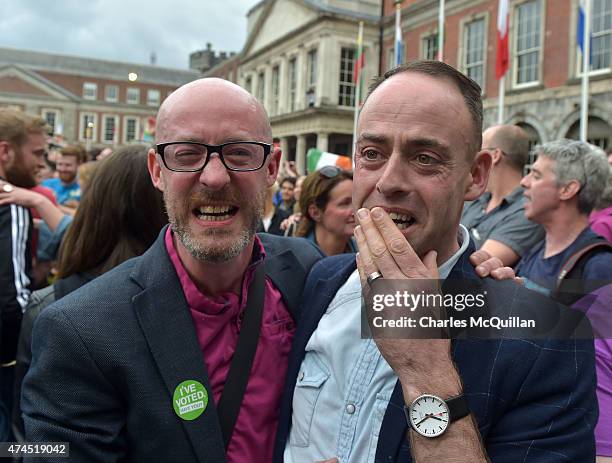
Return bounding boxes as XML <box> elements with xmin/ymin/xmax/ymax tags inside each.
<box><xmin>173</xmin><ymin>380</ymin><xmax>208</xmax><ymax>421</ymax></box>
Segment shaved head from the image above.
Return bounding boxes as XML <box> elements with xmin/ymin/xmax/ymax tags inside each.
<box><xmin>149</xmin><ymin>77</ymin><xmax>280</xmax><ymax>265</ymax></box>
<box><xmin>156</xmin><ymin>78</ymin><xmax>272</xmax><ymax>144</ymax></box>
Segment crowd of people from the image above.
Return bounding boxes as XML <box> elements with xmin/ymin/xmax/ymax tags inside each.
<box><xmin>0</xmin><ymin>59</ymin><xmax>611</xmax><ymax>462</ymax></box>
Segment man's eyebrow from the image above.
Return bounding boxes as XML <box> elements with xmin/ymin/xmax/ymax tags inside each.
<box><xmin>357</xmin><ymin>132</ymin><xmax>388</xmax><ymax>145</ymax></box>
<box><xmin>357</xmin><ymin>133</ymin><xmax>449</xmax><ymax>153</ymax></box>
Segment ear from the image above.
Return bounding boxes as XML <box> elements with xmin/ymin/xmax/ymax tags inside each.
<box><xmin>559</xmin><ymin>179</ymin><xmax>581</xmax><ymax>201</ymax></box>
<box><xmin>266</xmin><ymin>146</ymin><xmax>282</xmax><ymax>188</ymax></box>
<box><xmin>147</xmin><ymin>148</ymin><xmax>164</xmax><ymax>192</ymax></box>
<box><xmin>308</xmin><ymin>204</ymin><xmax>323</xmax><ymax>223</ymax></box>
<box><xmin>490</xmin><ymin>148</ymin><xmax>502</xmax><ymax>166</ymax></box>
<box><xmin>464</xmin><ymin>150</ymin><xmax>492</xmax><ymax>201</ymax></box>
<box><xmin>0</xmin><ymin>141</ymin><xmax>13</xmax><ymax>165</ymax></box>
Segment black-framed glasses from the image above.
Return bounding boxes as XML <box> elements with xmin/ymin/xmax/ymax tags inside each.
<box><xmin>156</xmin><ymin>141</ymin><xmax>271</xmax><ymax>172</ymax></box>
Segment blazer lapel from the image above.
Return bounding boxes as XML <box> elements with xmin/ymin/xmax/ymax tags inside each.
<box><xmin>264</xmin><ymin>248</ymin><xmax>306</xmax><ymax>319</ymax></box>
<box><xmin>130</xmin><ymin>230</ymin><xmax>226</xmax><ymax>463</ymax></box>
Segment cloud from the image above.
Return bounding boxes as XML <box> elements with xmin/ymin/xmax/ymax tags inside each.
<box><xmin>0</xmin><ymin>0</ymin><xmax>254</xmax><ymax>69</ymax></box>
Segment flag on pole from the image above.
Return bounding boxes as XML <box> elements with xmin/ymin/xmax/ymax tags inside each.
<box><xmin>577</xmin><ymin>0</ymin><xmax>586</xmax><ymax>53</ymax></box>
<box><xmin>307</xmin><ymin>148</ymin><xmax>352</xmax><ymax>173</ymax></box>
<box><xmin>394</xmin><ymin>3</ymin><xmax>404</xmax><ymax>66</ymax></box>
<box><xmin>495</xmin><ymin>0</ymin><xmax>509</xmax><ymax>79</ymax></box>
<box><xmin>577</xmin><ymin>0</ymin><xmax>592</xmax><ymax>64</ymax></box>
<box><xmin>579</xmin><ymin>0</ymin><xmax>592</xmax><ymax>141</ymax></box>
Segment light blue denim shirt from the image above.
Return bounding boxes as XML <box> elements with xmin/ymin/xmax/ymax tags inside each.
<box><xmin>284</xmin><ymin>225</ymin><xmax>470</xmax><ymax>463</ymax></box>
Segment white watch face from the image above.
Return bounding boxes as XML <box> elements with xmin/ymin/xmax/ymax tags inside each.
<box><xmin>409</xmin><ymin>394</ymin><xmax>450</xmax><ymax>437</ymax></box>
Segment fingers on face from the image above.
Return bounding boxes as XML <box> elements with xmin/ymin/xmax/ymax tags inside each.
<box><xmin>357</xmin><ymin>207</ymin><xmax>421</xmax><ymax>276</ymax></box>
<box><xmin>355</xmin><ymin>227</ymin><xmax>378</xmax><ymax>278</ymax></box>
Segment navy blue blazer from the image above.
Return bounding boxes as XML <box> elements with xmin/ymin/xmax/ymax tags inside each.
<box><xmin>275</xmin><ymin>243</ymin><xmax>598</xmax><ymax>462</ymax></box>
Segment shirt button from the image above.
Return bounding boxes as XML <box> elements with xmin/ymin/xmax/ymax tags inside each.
<box><xmin>345</xmin><ymin>403</ymin><xmax>356</xmax><ymax>414</ymax></box>
<box><xmin>299</xmin><ymin>371</ymin><xmax>305</xmax><ymax>381</ymax></box>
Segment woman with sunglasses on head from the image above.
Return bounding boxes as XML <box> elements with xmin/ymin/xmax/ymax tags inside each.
<box><xmin>294</xmin><ymin>166</ymin><xmax>356</xmax><ymax>256</ymax></box>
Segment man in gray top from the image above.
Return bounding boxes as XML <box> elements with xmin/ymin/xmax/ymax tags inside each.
<box><xmin>461</xmin><ymin>124</ymin><xmax>544</xmax><ymax>266</ymax></box>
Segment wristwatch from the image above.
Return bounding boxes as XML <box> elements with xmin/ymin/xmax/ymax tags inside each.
<box><xmin>404</xmin><ymin>394</ymin><xmax>470</xmax><ymax>437</ymax></box>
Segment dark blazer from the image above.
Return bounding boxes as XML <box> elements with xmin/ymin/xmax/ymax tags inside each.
<box><xmin>21</xmin><ymin>227</ymin><xmax>322</xmax><ymax>463</ymax></box>
<box><xmin>275</xmin><ymin>243</ymin><xmax>598</xmax><ymax>462</ymax></box>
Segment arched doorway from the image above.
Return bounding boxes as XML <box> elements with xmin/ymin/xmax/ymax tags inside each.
<box><xmin>566</xmin><ymin>117</ymin><xmax>611</xmax><ymax>151</ymax></box>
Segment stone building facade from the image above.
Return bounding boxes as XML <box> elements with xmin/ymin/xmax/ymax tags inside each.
<box><xmin>382</xmin><ymin>0</ymin><xmax>611</xmax><ymax>152</ymax></box>
<box><xmin>0</xmin><ymin>47</ymin><xmax>200</xmax><ymax>146</ymax></box>
<box><xmin>205</xmin><ymin>0</ymin><xmax>382</xmax><ymax>174</ymax></box>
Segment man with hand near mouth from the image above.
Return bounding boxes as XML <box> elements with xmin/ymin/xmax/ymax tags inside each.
<box><xmin>22</xmin><ymin>79</ymin><xmax>324</xmax><ymax>463</ymax></box>
<box><xmin>276</xmin><ymin>61</ymin><xmax>597</xmax><ymax>462</ymax></box>
<box><xmin>22</xmin><ymin>77</ymin><xmax>520</xmax><ymax>463</ymax></box>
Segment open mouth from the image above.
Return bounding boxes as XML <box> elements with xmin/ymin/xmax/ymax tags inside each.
<box><xmin>193</xmin><ymin>205</ymin><xmax>239</xmax><ymax>222</ymax></box>
<box><xmin>389</xmin><ymin>212</ymin><xmax>417</xmax><ymax>230</ymax></box>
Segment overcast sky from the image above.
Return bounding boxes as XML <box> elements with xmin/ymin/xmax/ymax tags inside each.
<box><xmin>0</xmin><ymin>0</ymin><xmax>257</xmax><ymax>69</ymax></box>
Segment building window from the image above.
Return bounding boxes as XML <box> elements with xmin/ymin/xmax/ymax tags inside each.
<box><xmin>288</xmin><ymin>57</ymin><xmax>297</xmax><ymax>111</ymax></box>
<box><xmin>307</xmin><ymin>49</ymin><xmax>317</xmax><ymax>88</ymax></box>
<box><xmin>102</xmin><ymin>115</ymin><xmax>118</xmax><ymax>143</ymax></box>
<box><xmin>147</xmin><ymin>89</ymin><xmax>161</xmax><ymax>106</ymax></box>
<box><xmin>245</xmin><ymin>76</ymin><xmax>252</xmax><ymax>94</ymax></box>
<box><xmin>41</xmin><ymin>109</ymin><xmax>61</xmax><ymax>135</ymax></box>
<box><xmin>124</xmin><ymin>117</ymin><xmax>139</xmax><ymax>143</ymax></box>
<box><xmin>422</xmin><ymin>34</ymin><xmax>438</xmax><ymax>60</ymax></box>
<box><xmin>514</xmin><ymin>0</ymin><xmax>541</xmax><ymax>85</ymax></box>
<box><xmin>83</xmin><ymin>82</ymin><xmax>97</xmax><ymax>100</ymax></box>
<box><xmin>257</xmin><ymin>71</ymin><xmax>265</xmax><ymax>102</ymax></box>
<box><xmin>591</xmin><ymin>0</ymin><xmax>612</xmax><ymax>71</ymax></box>
<box><xmin>126</xmin><ymin>87</ymin><xmax>140</xmax><ymax>104</ymax></box>
<box><xmin>338</xmin><ymin>47</ymin><xmax>355</xmax><ymax>107</ymax></box>
<box><xmin>463</xmin><ymin>18</ymin><xmax>486</xmax><ymax>88</ymax></box>
<box><xmin>271</xmin><ymin>65</ymin><xmax>280</xmax><ymax>115</ymax></box>
<box><xmin>105</xmin><ymin>85</ymin><xmax>118</xmax><ymax>102</ymax></box>
<box><xmin>80</xmin><ymin>113</ymin><xmax>97</xmax><ymax>142</ymax></box>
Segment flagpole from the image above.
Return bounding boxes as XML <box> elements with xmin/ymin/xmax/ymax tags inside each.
<box><xmin>438</xmin><ymin>0</ymin><xmax>445</xmax><ymax>61</ymax></box>
<box><xmin>496</xmin><ymin>0</ymin><xmax>509</xmax><ymax>124</ymax></box>
<box><xmin>498</xmin><ymin>76</ymin><xmax>505</xmax><ymax>124</ymax></box>
<box><xmin>353</xmin><ymin>21</ymin><xmax>364</xmax><ymax>165</ymax></box>
<box><xmin>580</xmin><ymin>0</ymin><xmax>591</xmax><ymax>142</ymax></box>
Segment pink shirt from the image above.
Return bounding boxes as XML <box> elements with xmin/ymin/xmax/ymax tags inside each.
<box><xmin>165</xmin><ymin>228</ymin><xmax>295</xmax><ymax>462</ymax></box>
<box><xmin>590</xmin><ymin>207</ymin><xmax>612</xmax><ymax>242</ymax></box>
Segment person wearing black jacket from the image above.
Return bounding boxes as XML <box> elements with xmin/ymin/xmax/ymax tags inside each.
<box><xmin>0</xmin><ymin>109</ymin><xmax>47</xmax><ymax>441</ymax></box>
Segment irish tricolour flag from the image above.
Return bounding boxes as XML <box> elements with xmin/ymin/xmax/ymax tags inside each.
<box><xmin>307</xmin><ymin>148</ymin><xmax>352</xmax><ymax>173</ymax></box>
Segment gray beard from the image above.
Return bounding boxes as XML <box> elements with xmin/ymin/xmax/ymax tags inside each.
<box><xmin>165</xmin><ymin>189</ymin><xmax>265</xmax><ymax>264</ymax></box>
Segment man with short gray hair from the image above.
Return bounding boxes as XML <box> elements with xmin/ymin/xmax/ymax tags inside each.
<box><xmin>516</xmin><ymin>139</ymin><xmax>612</xmax><ymax>460</ymax></box>
<box><xmin>461</xmin><ymin>124</ymin><xmax>544</xmax><ymax>266</ymax></box>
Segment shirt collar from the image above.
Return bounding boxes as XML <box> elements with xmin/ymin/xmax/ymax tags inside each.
<box><xmin>164</xmin><ymin>227</ymin><xmax>266</xmax><ymax>314</ymax></box>
<box><xmin>438</xmin><ymin>225</ymin><xmax>470</xmax><ymax>279</ymax></box>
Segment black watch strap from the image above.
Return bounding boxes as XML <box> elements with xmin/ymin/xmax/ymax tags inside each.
<box><xmin>446</xmin><ymin>394</ymin><xmax>470</xmax><ymax>422</ymax></box>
